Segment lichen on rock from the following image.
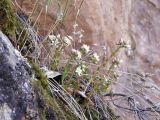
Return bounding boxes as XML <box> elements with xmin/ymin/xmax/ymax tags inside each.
<box><xmin>0</xmin><ymin>103</ymin><xmax>12</xmax><ymax>120</ymax></box>
<box><xmin>0</xmin><ymin>31</ymin><xmax>39</xmax><ymax>120</ymax></box>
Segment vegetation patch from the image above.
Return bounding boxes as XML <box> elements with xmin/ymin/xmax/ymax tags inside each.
<box><xmin>0</xmin><ymin>0</ymin><xmax>17</xmax><ymax>36</ymax></box>
<box><xmin>31</xmin><ymin>62</ymin><xmax>78</xmax><ymax>120</ymax></box>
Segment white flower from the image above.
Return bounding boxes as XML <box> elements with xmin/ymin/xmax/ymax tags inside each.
<box><xmin>73</xmin><ymin>23</ymin><xmax>78</xmax><ymax>29</ymax></box>
<box><xmin>93</xmin><ymin>43</ymin><xmax>98</xmax><ymax>46</ymax></box>
<box><xmin>56</xmin><ymin>34</ymin><xmax>61</xmax><ymax>39</ymax></box>
<box><xmin>103</xmin><ymin>77</ymin><xmax>110</xmax><ymax>85</ymax></box>
<box><xmin>112</xmin><ymin>58</ymin><xmax>123</xmax><ymax>68</ymax></box>
<box><xmin>79</xmin><ymin>34</ymin><xmax>83</xmax><ymax>39</ymax></box>
<box><xmin>75</xmin><ymin>64</ymin><xmax>86</xmax><ymax>76</ymax></box>
<box><xmin>125</xmin><ymin>43</ymin><xmax>131</xmax><ymax>49</ymax></box>
<box><xmin>73</xmin><ymin>31</ymin><xmax>76</xmax><ymax>35</ymax></box>
<box><xmin>72</xmin><ymin>49</ymin><xmax>82</xmax><ymax>59</ymax></box>
<box><xmin>75</xmin><ymin>66</ymin><xmax>83</xmax><ymax>76</ymax></box>
<box><xmin>104</xmin><ymin>77</ymin><xmax>109</xmax><ymax>83</ymax></box>
<box><xmin>113</xmin><ymin>71</ymin><xmax>119</xmax><ymax>78</ymax></box>
<box><xmin>113</xmin><ymin>64</ymin><xmax>117</xmax><ymax>68</ymax></box>
<box><xmin>119</xmin><ymin>39</ymin><xmax>131</xmax><ymax>49</ymax></box>
<box><xmin>81</xmin><ymin>44</ymin><xmax>90</xmax><ymax>53</ymax></box>
<box><xmin>48</xmin><ymin>34</ymin><xmax>61</xmax><ymax>45</ymax></box>
<box><xmin>57</xmin><ymin>12</ymin><xmax>64</xmax><ymax>21</ymax></box>
<box><xmin>48</xmin><ymin>34</ymin><xmax>60</xmax><ymax>46</ymax></box>
<box><xmin>81</xmin><ymin>64</ymin><xmax>86</xmax><ymax>72</ymax></box>
<box><xmin>48</xmin><ymin>35</ymin><xmax>56</xmax><ymax>41</ymax></box>
<box><xmin>63</xmin><ymin>36</ymin><xmax>72</xmax><ymax>46</ymax></box>
<box><xmin>92</xmin><ymin>52</ymin><xmax>100</xmax><ymax>63</ymax></box>
<box><xmin>118</xmin><ymin>59</ymin><xmax>123</xmax><ymax>64</ymax></box>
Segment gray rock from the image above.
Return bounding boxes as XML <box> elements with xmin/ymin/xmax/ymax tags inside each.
<box><xmin>0</xmin><ymin>31</ymin><xmax>39</xmax><ymax>120</ymax></box>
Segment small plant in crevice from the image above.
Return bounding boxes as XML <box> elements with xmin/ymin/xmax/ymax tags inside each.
<box><xmin>11</xmin><ymin>0</ymin><xmax>132</xmax><ymax>119</ymax></box>
<box><xmin>30</xmin><ymin>62</ymin><xmax>79</xmax><ymax>120</ymax></box>
<box><xmin>21</xmin><ymin>20</ymin><xmax>130</xmax><ymax>119</ymax></box>
<box><xmin>29</xmin><ymin>30</ymin><xmax>130</xmax><ymax>119</ymax></box>
<box><xmin>45</xmin><ymin>32</ymin><xmax>131</xmax><ymax>119</ymax></box>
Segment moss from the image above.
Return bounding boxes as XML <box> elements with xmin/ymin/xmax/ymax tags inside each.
<box><xmin>0</xmin><ymin>0</ymin><xmax>32</xmax><ymax>55</ymax></box>
<box><xmin>30</xmin><ymin>62</ymin><xmax>78</xmax><ymax>120</ymax></box>
<box><xmin>30</xmin><ymin>62</ymin><xmax>53</xmax><ymax>119</ymax></box>
<box><xmin>0</xmin><ymin>0</ymin><xmax>17</xmax><ymax>36</ymax></box>
<box><xmin>0</xmin><ymin>0</ymin><xmax>30</xmax><ymax>50</ymax></box>
<box><xmin>30</xmin><ymin>62</ymin><xmax>117</xmax><ymax>120</ymax></box>
<box><xmin>31</xmin><ymin>62</ymin><xmax>50</xmax><ymax>93</ymax></box>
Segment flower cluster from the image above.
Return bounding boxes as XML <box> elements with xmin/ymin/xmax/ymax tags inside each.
<box><xmin>70</xmin><ymin>44</ymin><xmax>99</xmax><ymax>76</ymax></box>
<box><xmin>48</xmin><ymin>34</ymin><xmax>60</xmax><ymax>46</ymax></box>
<box><xmin>112</xmin><ymin>58</ymin><xmax>123</xmax><ymax>68</ymax></box>
<box><xmin>72</xmin><ymin>49</ymin><xmax>82</xmax><ymax>59</ymax></box>
<box><xmin>63</xmin><ymin>35</ymin><xmax>73</xmax><ymax>46</ymax></box>
<box><xmin>80</xmin><ymin>44</ymin><xmax>90</xmax><ymax>54</ymax></box>
<box><xmin>73</xmin><ymin>23</ymin><xmax>84</xmax><ymax>40</ymax></box>
<box><xmin>71</xmin><ymin>44</ymin><xmax>100</xmax><ymax>64</ymax></box>
<box><xmin>75</xmin><ymin>64</ymin><xmax>87</xmax><ymax>76</ymax></box>
<box><xmin>48</xmin><ymin>34</ymin><xmax>73</xmax><ymax>47</ymax></box>
<box><xmin>91</xmin><ymin>52</ymin><xmax>100</xmax><ymax>63</ymax></box>
<box><xmin>103</xmin><ymin>76</ymin><xmax>111</xmax><ymax>85</ymax></box>
<box><xmin>118</xmin><ymin>39</ymin><xmax>131</xmax><ymax>49</ymax></box>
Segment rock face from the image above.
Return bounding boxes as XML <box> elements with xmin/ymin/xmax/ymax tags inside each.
<box><xmin>12</xmin><ymin>0</ymin><xmax>160</xmax><ymax>63</ymax></box>
<box><xmin>0</xmin><ymin>31</ymin><xmax>39</xmax><ymax>120</ymax></box>
<box><xmin>12</xmin><ymin>0</ymin><xmax>160</xmax><ymax>79</ymax></box>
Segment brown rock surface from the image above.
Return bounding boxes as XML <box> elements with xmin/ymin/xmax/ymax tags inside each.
<box><xmin>12</xmin><ymin>0</ymin><xmax>160</xmax><ymax>119</ymax></box>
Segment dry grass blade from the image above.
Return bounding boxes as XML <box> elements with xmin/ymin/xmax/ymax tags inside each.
<box><xmin>48</xmin><ymin>78</ymin><xmax>88</xmax><ymax>120</ymax></box>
